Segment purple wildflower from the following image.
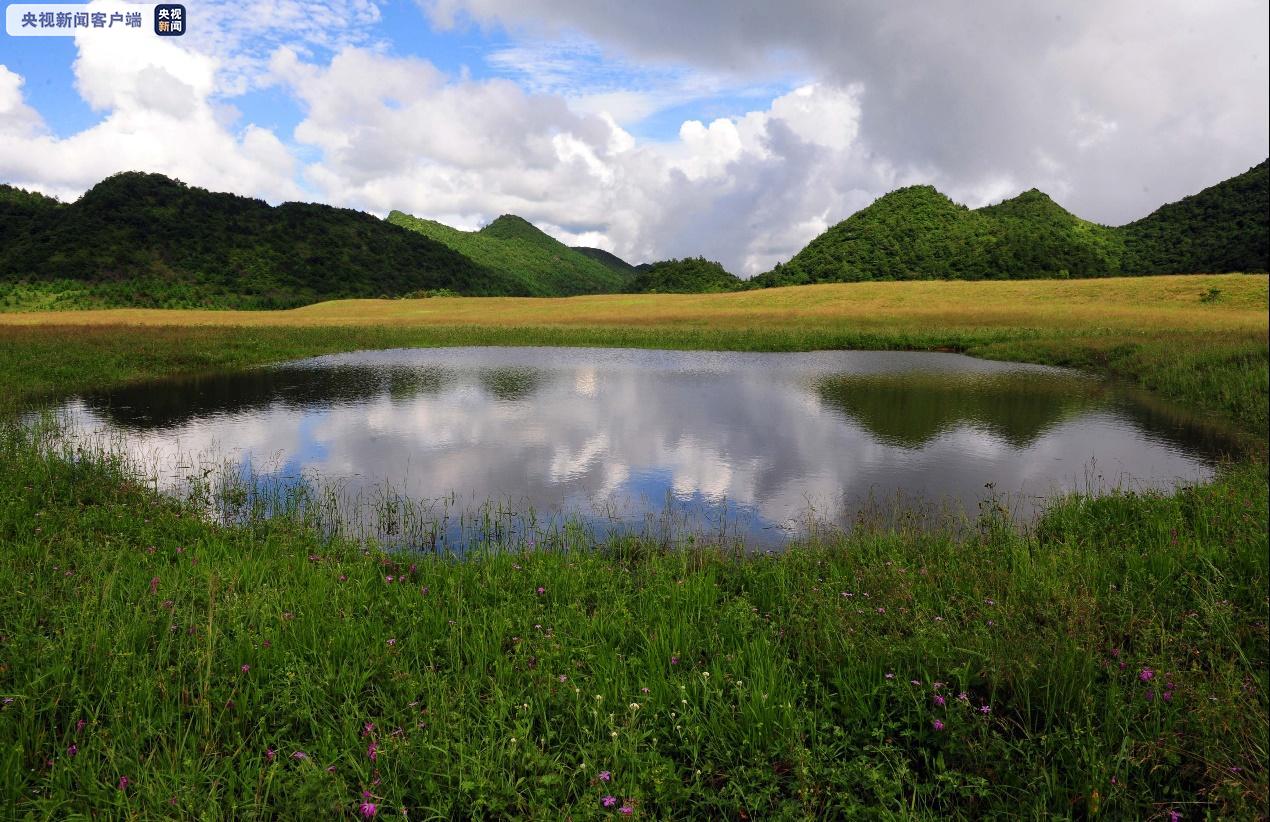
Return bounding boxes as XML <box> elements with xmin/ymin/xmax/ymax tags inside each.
<box><xmin>117</xmin><ymin>776</ymin><xmax>129</xmax><ymax>790</ymax></box>
<box><xmin>1139</xmin><ymin>668</ymin><xmax>1154</xmax><ymax>683</ymax></box>
<box><xmin>360</xmin><ymin>801</ymin><xmax>377</xmax><ymax>818</ymax></box>
<box><xmin>266</xmin><ymin>748</ymin><xmax>276</xmax><ymax>762</ymax></box>
<box><xmin>536</xmin><ymin>586</ymin><xmax>546</xmax><ymax>595</ymax></box>
<box><xmin>932</xmin><ymin>719</ymin><xmax>945</xmax><ymax>731</ymax></box>
<box><xmin>292</xmin><ymin>751</ymin><xmax>307</xmax><ymax>760</ymax></box>
<box><xmin>598</xmin><ymin>770</ymin><xmax>611</xmax><ymax>782</ymax></box>
<box><xmin>67</xmin><ymin>744</ymin><xmax>78</xmax><ymax>757</ymax></box>
<box><xmin>619</xmin><ymin>805</ymin><xmax>634</xmax><ymax>815</ymax></box>
<box><xmin>149</xmin><ymin>577</ymin><xmax>160</xmax><ymax>594</ymax></box>
<box><xmin>979</xmin><ymin>705</ymin><xmax>991</xmax><ymax>714</ymax></box>
<box><xmin>933</xmin><ymin>695</ymin><xmax>946</xmax><ymax>707</ymax></box>
<box><xmin>240</xmin><ymin>664</ymin><xmax>250</xmax><ymax>673</ymax></box>
<box><xmin>601</xmin><ymin>795</ymin><xmax>617</xmax><ymax>808</ymax></box>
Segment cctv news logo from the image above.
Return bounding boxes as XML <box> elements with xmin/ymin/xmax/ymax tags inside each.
<box><xmin>5</xmin><ymin>4</ymin><xmax>186</xmax><ymax>37</ymax></box>
<box><xmin>154</xmin><ymin>3</ymin><xmax>183</xmax><ymax>35</ymax></box>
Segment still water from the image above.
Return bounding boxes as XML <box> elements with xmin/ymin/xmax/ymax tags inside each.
<box><xmin>51</xmin><ymin>347</ymin><xmax>1238</xmax><ymax>548</ymax></box>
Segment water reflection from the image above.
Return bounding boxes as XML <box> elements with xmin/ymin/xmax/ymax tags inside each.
<box><xmin>56</xmin><ymin>347</ymin><xmax>1239</xmax><ymax>548</ymax></box>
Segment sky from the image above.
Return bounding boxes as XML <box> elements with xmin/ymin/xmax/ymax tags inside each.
<box><xmin>1</xmin><ymin>0</ymin><xmax>1267</xmax><ymax>275</ymax></box>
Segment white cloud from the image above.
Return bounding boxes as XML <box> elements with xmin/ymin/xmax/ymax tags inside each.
<box><xmin>273</xmin><ymin>43</ymin><xmax>881</xmax><ymax>273</ymax></box>
<box><xmin>0</xmin><ymin>24</ymin><xmax>301</xmax><ymax>203</ymax></box>
<box><xmin>417</xmin><ymin>0</ymin><xmax>1269</xmax><ymax>226</ymax></box>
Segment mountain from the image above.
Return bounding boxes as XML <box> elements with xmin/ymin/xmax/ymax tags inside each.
<box><xmin>754</xmin><ymin>160</ymin><xmax>1268</xmax><ymax>286</ymax></box>
<box><xmin>388</xmin><ymin>212</ymin><xmax>629</xmax><ymax>296</ymax></box>
<box><xmin>1122</xmin><ymin>160</ymin><xmax>1269</xmax><ymax>274</ymax></box>
<box><xmin>572</xmin><ymin>246</ymin><xmax>638</xmax><ymax>276</ymax></box>
<box><xmin>625</xmin><ymin>257</ymin><xmax>744</xmax><ymax>293</ymax></box>
<box><xmin>0</xmin><ymin>172</ymin><xmax>515</xmax><ymax>309</ymax></box>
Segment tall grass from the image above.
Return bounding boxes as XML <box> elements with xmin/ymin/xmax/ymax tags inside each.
<box><xmin>0</xmin><ymin>419</ymin><xmax>1266</xmax><ymax>817</ymax></box>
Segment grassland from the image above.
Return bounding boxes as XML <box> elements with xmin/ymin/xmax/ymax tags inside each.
<box><xmin>0</xmin><ymin>275</ymin><xmax>1267</xmax><ymax>817</ymax></box>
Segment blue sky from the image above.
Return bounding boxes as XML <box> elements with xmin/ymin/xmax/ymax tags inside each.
<box><xmin>1</xmin><ymin>0</ymin><xmax>1265</xmax><ymax>273</ymax></box>
<box><xmin>4</xmin><ymin>1</ymin><xmax>799</xmax><ymax>143</ymax></box>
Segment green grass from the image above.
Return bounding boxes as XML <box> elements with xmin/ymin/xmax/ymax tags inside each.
<box><xmin>0</xmin><ymin>424</ymin><xmax>1265</xmax><ymax>817</ymax></box>
<box><xmin>0</xmin><ymin>278</ymin><xmax>1266</xmax><ymax>816</ymax></box>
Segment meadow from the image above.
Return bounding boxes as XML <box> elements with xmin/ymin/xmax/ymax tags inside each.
<box><xmin>0</xmin><ymin>275</ymin><xmax>1267</xmax><ymax>817</ymax></box>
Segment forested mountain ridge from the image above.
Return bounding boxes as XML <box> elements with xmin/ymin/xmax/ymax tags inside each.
<box><xmin>0</xmin><ymin>172</ymin><xmax>514</xmax><ymax>309</ymax></box>
<box><xmin>387</xmin><ymin>211</ymin><xmax>629</xmax><ymax>296</ymax></box>
<box><xmin>1</xmin><ymin>160</ymin><xmax>1265</xmax><ymax>310</ymax></box>
<box><xmin>753</xmin><ymin>159</ymin><xmax>1268</xmax><ymax>287</ymax></box>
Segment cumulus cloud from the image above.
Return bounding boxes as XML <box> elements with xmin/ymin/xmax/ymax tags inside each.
<box><xmin>273</xmin><ymin>41</ymin><xmax>893</xmax><ymax>272</ymax></box>
<box><xmin>418</xmin><ymin>0</ymin><xmax>1269</xmax><ymax>225</ymax></box>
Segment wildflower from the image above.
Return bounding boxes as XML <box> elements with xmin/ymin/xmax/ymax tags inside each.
<box><xmin>620</xmin><ymin>805</ymin><xmax>634</xmax><ymax>815</ymax></box>
<box><xmin>363</xmin><ymin>722</ymin><xmax>375</xmax><ymax>736</ymax></box>
<box><xmin>266</xmin><ymin>748</ymin><xmax>276</xmax><ymax>762</ymax></box>
<box><xmin>360</xmin><ymin>800</ymin><xmax>377</xmax><ymax>818</ymax></box>
<box><xmin>67</xmin><ymin>744</ymin><xmax>78</xmax><ymax>757</ymax></box>
<box><xmin>536</xmin><ymin>586</ymin><xmax>546</xmax><ymax>595</ymax></box>
<box><xmin>386</xmin><ymin>638</ymin><xmax>397</xmax><ymax>647</ymax></box>
<box><xmin>910</xmin><ymin>680</ymin><xmax>921</xmax><ymax>686</ymax></box>
<box><xmin>339</xmin><ymin>575</ymin><xmax>347</xmax><ymax>582</ymax></box>
<box><xmin>629</xmin><ymin>703</ymin><xmax>641</xmax><ymax>710</ymax></box>
<box><xmin>1139</xmin><ymin>668</ymin><xmax>1154</xmax><ymax>683</ymax></box>
<box><xmin>385</xmin><ymin>576</ymin><xmax>394</xmax><ymax>583</ymax></box>
<box><xmin>640</xmin><ymin>687</ymin><xmax>650</xmax><ymax>694</ymax></box>
<box><xmin>162</xmin><ymin>599</ymin><xmax>174</xmax><ymax>609</ymax></box>
<box><xmin>1167</xmin><ymin>811</ymin><xmax>1181</xmax><ymax>822</ymax></box>
<box><xmin>985</xmin><ymin>598</ymin><xmax>995</xmax><ymax>605</ymax></box>
<box><xmin>601</xmin><ymin>796</ymin><xmax>618</xmax><ymax>808</ymax></box>
<box><xmin>670</xmin><ymin>656</ymin><xmax>680</xmax><ymax>665</ymax></box>
<box><xmin>1162</xmin><ymin>691</ymin><xmax>1173</xmax><ymax>702</ymax></box>
<box><xmin>327</xmin><ymin>765</ymin><xmax>336</xmax><ymax>773</ymax></box>
<box><xmin>877</xmin><ymin>607</ymin><xmax>886</xmax><ymax>614</ymax></box>
<box><xmin>933</xmin><ymin>695</ymin><xmax>946</xmax><ymax>707</ymax></box>
<box><xmin>149</xmin><ymin>577</ymin><xmax>160</xmax><ymax>594</ymax></box>
<box><xmin>118</xmin><ymin>776</ymin><xmax>129</xmax><ymax>790</ymax></box>
<box><xmin>558</xmin><ymin>675</ymin><xmax>568</xmax><ymax>683</ymax></box>
<box><xmin>368</xmin><ymin>741</ymin><xmax>378</xmax><ymax>761</ymax></box>
<box><xmin>932</xmin><ymin>719</ymin><xmax>945</xmax><ymax>731</ymax></box>
<box><xmin>701</xmin><ymin>672</ymin><xmax>710</xmax><ymax>679</ymax></box>
<box><xmin>240</xmin><ymin>664</ymin><xmax>250</xmax><ymax>673</ymax></box>
<box><xmin>76</xmin><ymin>719</ymin><xmax>86</xmax><ymax>733</ymax></box>
<box><xmin>979</xmin><ymin>705</ymin><xmax>991</xmax><ymax>714</ymax></box>
<box><xmin>292</xmin><ymin>751</ymin><xmax>307</xmax><ymax>760</ymax></box>
<box><xmin>420</xmin><ymin>586</ymin><xmax>429</xmax><ymax>595</ymax></box>
<box><xmin>885</xmin><ymin>672</ymin><xmax>894</xmax><ymax>680</ymax></box>
<box><xmin>598</xmin><ymin>770</ymin><xmax>612</xmax><ymax>782</ymax></box>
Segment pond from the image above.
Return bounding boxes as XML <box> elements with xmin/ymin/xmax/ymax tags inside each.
<box><xmin>50</xmin><ymin>347</ymin><xmax>1240</xmax><ymax>549</ymax></box>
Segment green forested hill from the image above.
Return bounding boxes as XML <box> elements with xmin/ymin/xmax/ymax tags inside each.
<box><xmin>0</xmin><ymin>173</ymin><xmax>515</xmax><ymax>309</ymax></box>
<box><xmin>1122</xmin><ymin>160</ymin><xmax>1269</xmax><ymax>274</ymax></box>
<box><xmin>625</xmin><ymin>257</ymin><xmax>744</xmax><ymax>293</ymax></box>
<box><xmin>387</xmin><ymin>212</ymin><xmax>629</xmax><ymax>296</ymax></box>
<box><xmin>754</xmin><ymin>160</ymin><xmax>1268</xmax><ymax>286</ymax></box>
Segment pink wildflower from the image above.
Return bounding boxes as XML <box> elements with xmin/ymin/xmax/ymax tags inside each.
<box><xmin>932</xmin><ymin>719</ymin><xmax>945</xmax><ymax>731</ymax></box>
<box><xmin>601</xmin><ymin>795</ymin><xmax>617</xmax><ymax>808</ymax></box>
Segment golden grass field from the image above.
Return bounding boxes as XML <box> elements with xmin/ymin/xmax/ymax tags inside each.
<box><xmin>2</xmin><ymin>274</ymin><xmax>1266</xmax><ymax>335</ymax></box>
